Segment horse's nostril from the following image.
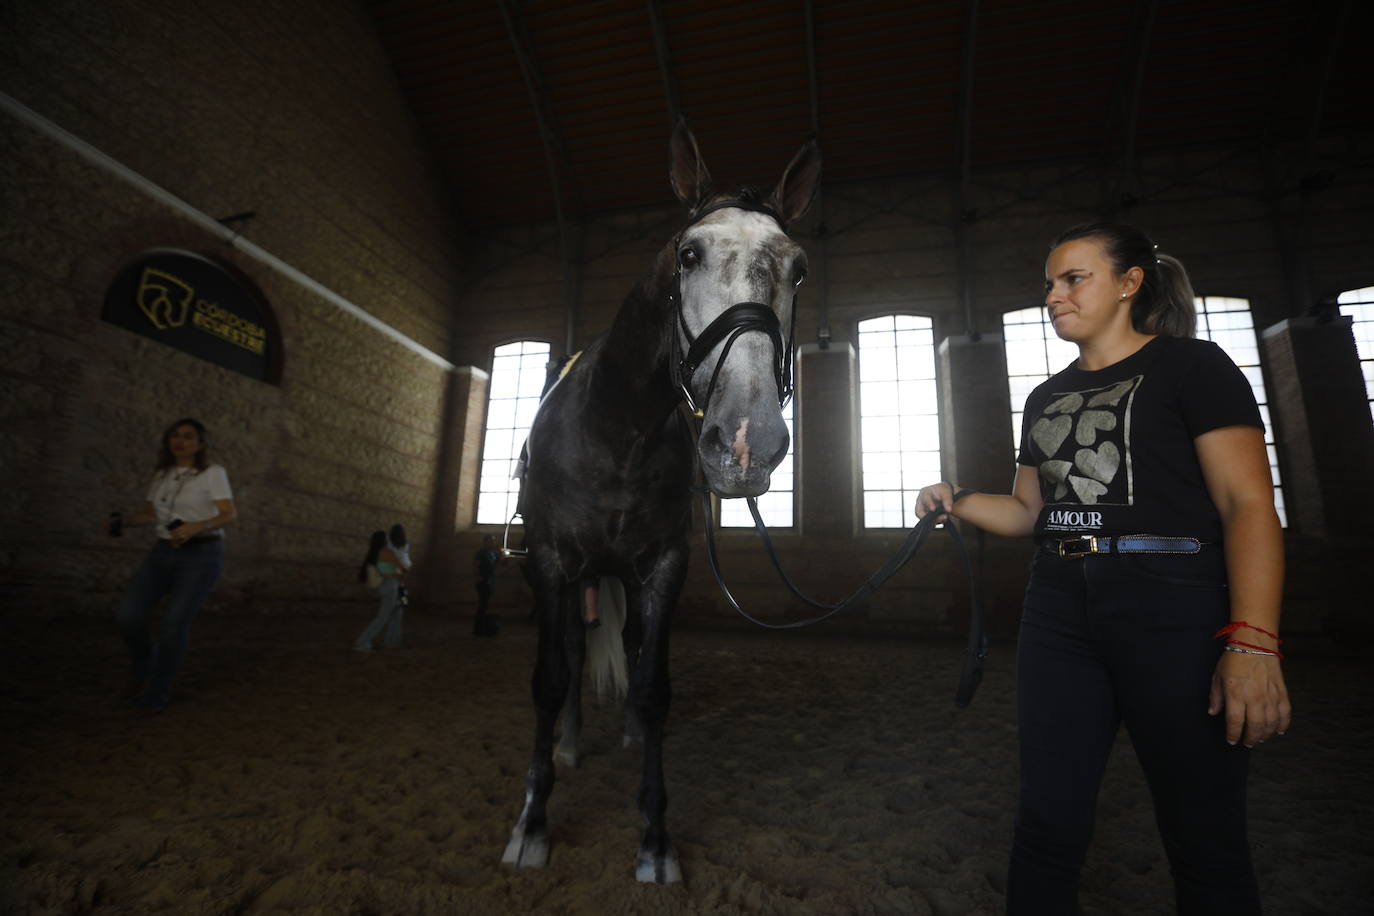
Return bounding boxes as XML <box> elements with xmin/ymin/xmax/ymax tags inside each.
<box><xmin>766</xmin><ymin>434</ymin><xmax>789</xmax><ymax>469</ymax></box>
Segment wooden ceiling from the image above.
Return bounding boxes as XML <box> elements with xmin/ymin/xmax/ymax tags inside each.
<box><xmin>365</xmin><ymin>0</ymin><xmax>1358</xmax><ymax>228</ymax></box>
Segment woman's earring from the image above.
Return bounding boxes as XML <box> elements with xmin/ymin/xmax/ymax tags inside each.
<box><xmin>1120</xmin><ymin>293</ymin><xmax>1128</xmax><ymax>300</ymax></box>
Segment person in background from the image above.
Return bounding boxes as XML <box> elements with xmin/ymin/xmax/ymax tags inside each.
<box><xmin>387</xmin><ymin>523</ymin><xmax>412</xmax><ymax>647</ymax></box>
<box><xmin>916</xmin><ymin>221</ymin><xmax>1290</xmax><ymax>914</ymax></box>
<box><xmin>110</xmin><ymin>417</ymin><xmax>236</xmax><ymax>712</ymax></box>
<box><xmin>354</xmin><ymin>528</ymin><xmax>405</xmax><ymax>652</ymax></box>
<box><xmin>472</xmin><ymin>534</ymin><xmax>501</xmax><ymax>637</ymax></box>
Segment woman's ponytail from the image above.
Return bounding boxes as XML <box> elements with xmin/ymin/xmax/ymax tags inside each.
<box><xmin>358</xmin><ymin>530</ymin><xmax>386</xmax><ymax>583</ymax></box>
<box><xmin>1135</xmin><ymin>253</ymin><xmax>1196</xmax><ymax>338</ymax></box>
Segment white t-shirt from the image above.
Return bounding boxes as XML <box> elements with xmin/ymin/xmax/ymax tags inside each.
<box><xmin>146</xmin><ymin>464</ymin><xmax>234</xmax><ymax>538</ymax></box>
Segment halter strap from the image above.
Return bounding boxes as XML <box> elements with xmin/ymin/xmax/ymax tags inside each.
<box><xmin>684</xmin><ymin>197</ymin><xmax>785</xmax><ymax>232</ymax></box>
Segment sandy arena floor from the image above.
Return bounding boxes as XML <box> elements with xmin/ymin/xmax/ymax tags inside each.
<box><xmin>2</xmin><ymin>611</ymin><xmax>1370</xmax><ymax>914</ymax></box>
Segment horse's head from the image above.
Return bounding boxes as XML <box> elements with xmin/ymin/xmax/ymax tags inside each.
<box><xmin>667</xmin><ymin>122</ymin><xmax>822</xmax><ymax>498</ymax></box>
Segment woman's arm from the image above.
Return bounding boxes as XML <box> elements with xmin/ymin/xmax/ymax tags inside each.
<box><xmin>915</xmin><ymin>465</ymin><xmax>1043</xmax><ymax>538</ymax></box>
<box><xmin>1196</xmin><ymin>425</ymin><xmax>1291</xmax><ymax>747</ymax></box>
<box><xmin>171</xmin><ymin>498</ymin><xmax>237</xmax><ymax>543</ymax></box>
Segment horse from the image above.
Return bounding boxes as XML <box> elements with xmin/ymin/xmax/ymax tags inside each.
<box><xmin>500</xmin><ymin>120</ymin><xmax>821</xmax><ymax>884</ymax></box>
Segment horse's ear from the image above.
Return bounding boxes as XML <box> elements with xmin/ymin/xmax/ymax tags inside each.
<box><xmin>669</xmin><ymin>117</ymin><xmax>712</xmax><ymax>209</ymax></box>
<box><xmin>769</xmin><ymin>136</ymin><xmax>822</xmax><ymax>225</ymax></box>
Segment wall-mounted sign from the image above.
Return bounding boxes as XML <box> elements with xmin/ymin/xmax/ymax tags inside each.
<box><xmin>102</xmin><ymin>249</ymin><xmax>278</xmax><ymax>382</ymax></box>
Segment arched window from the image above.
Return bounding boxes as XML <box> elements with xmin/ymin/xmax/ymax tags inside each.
<box><xmin>718</xmin><ymin>398</ymin><xmax>794</xmax><ymax>527</ymax></box>
<box><xmin>1337</xmin><ymin>286</ymin><xmax>1374</xmax><ymax>422</ymax></box>
<box><xmin>1003</xmin><ymin>305</ymin><xmax>1077</xmax><ymax>453</ymax></box>
<box><xmin>857</xmin><ymin>314</ymin><xmax>941</xmax><ymax>528</ymax></box>
<box><xmin>476</xmin><ymin>340</ymin><xmax>551</xmax><ymax>526</ymax></box>
<box><xmin>1193</xmin><ymin>296</ymin><xmax>1285</xmax><ymax>527</ymax></box>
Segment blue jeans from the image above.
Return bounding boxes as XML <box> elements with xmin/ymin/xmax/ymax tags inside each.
<box><xmin>355</xmin><ymin>579</ymin><xmax>402</xmax><ymax>649</ymax></box>
<box><xmin>1007</xmin><ymin>547</ymin><xmax>1260</xmax><ymax>915</ymax></box>
<box><xmin>114</xmin><ymin>539</ymin><xmax>224</xmax><ymax>707</ymax></box>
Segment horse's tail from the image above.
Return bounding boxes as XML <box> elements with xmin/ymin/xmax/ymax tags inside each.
<box><xmin>586</xmin><ymin>576</ymin><xmax>629</xmax><ymax>701</ymax></box>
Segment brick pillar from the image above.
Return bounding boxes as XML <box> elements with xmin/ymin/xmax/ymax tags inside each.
<box><xmin>938</xmin><ymin>333</ymin><xmax>1014</xmax><ymax>493</ymax></box>
<box><xmin>1261</xmin><ymin>316</ymin><xmax>1374</xmax><ymax>537</ymax></box>
<box><xmin>421</xmin><ymin>366</ymin><xmax>488</xmax><ymax>604</ymax></box>
<box><xmin>797</xmin><ymin>342</ymin><xmax>856</xmax><ymax>536</ymax></box>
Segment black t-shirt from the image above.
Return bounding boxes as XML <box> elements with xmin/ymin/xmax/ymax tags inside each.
<box><xmin>1016</xmin><ymin>336</ymin><xmax>1262</xmax><ymax>541</ymax></box>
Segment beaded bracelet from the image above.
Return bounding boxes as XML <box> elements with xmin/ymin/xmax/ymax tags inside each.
<box><xmin>1224</xmin><ymin>640</ymin><xmax>1285</xmax><ymax>660</ymax></box>
<box><xmin>936</xmin><ymin>483</ymin><xmax>977</xmax><ymax>502</ymax></box>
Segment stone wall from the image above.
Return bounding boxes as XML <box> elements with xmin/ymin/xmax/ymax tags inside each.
<box><xmin>1</xmin><ymin>0</ymin><xmax>467</xmax><ymax>618</ymax></box>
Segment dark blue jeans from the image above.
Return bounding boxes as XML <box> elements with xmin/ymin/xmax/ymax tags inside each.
<box><xmin>114</xmin><ymin>539</ymin><xmax>224</xmax><ymax>707</ymax></box>
<box><xmin>1007</xmin><ymin>547</ymin><xmax>1260</xmax><ymax>915</ymax></box>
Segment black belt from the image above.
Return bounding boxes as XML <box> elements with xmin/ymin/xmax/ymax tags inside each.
<box><xmin>1043</xmin><ymin>534</ymin><xmax>1206</xmax><ymax>559</ymax></box>
<box><xmin>160</xmin><ymin>535</ymin><xmax>223</xmax><ymax>546</ymax></box>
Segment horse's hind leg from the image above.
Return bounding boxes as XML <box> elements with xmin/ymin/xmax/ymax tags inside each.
<box><xmin>554</xmin><ymin>594</ymin><xmax>588</xmax><ymax>768</ymax></box>
<box><xmin>626</xmin><ymin>550</ymin><xmax>686</xmax><ymax>884</ymax></box>
<box><xmin>503</xmin><ymin>581</ymin><xmax>578</xmax><ymax>869</ymax></box>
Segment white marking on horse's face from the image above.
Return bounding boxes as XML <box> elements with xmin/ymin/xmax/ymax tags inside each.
<box><xmin>677</xmin><ymin>208</ymin><xmax>804</xmax><ymax>496</ymax></box>
<box><xmin>732</xmin><ymin>417</ymin><xmax>751</xmax><ymax>474</ymax></box>
<box><xmin>678</xmin><ymin>210</ymin><xmax>802</xmax><ymax>327</ymax></box>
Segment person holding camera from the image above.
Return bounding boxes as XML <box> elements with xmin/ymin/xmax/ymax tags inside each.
<box><xmin>110</xmin><ymin>418</ymin><xmax>236</xmax><ymax>712</ymax></box>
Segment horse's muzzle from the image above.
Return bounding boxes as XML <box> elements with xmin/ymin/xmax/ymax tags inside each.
<box><xmin>698</xmin><ymin>415</ymin><xmax>789</xmax><ymax>497</ymax></box>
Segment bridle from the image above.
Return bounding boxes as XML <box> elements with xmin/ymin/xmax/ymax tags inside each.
<box><xmin>667</xmin><ymin>199</ymin><xmax>798</xmax><ymax>418</ymax></box>
<box><xmin>665</xmin><ymin>200</ymin><xmax>988</xmax><ymax>708</ymax></box>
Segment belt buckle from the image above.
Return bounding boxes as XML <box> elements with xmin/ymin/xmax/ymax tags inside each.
<box><xmin>1058</xmin><ymin>536</ymin><xmax>1096</xmax><ymax>559</ymax></box>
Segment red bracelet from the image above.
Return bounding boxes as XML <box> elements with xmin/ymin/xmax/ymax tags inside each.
<box><xmin>1214</xmin><ymin>621</ymin><xmax>1283</xmax><ymax>643</ymax></box>
<box><xmin>1225</xmin><ymin>639</ymin><xmax>1286</xmax><ymax>660</ymax></box>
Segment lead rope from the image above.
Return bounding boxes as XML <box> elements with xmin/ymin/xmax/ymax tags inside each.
<box><xmin>682</xmin><ymin>411</ymin><xmax>989</xmax><ymax>706</ymax></box>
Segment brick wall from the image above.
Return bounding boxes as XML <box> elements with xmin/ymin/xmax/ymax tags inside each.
<box><xmin>4</xmin><ymin>0</ymin><xmax>1370</xmax><ymax>637</ymax></box>
<box><xmin>1</xmin><ymin>0</ymin><xmax>467</xmax><ymax>618</ymax></box>
<box><xmin>451</xmin><ymin>137</ymin><xmax>1374</xmax><ymax>637</ymax></box>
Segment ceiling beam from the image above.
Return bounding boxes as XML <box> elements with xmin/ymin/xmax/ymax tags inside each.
<box><xmin>804</xmin><ymin>0</ymin><xmax>821</xmax><ymax>137</ymax></box>
<box><xmin>1110</xmin><ymin>0</ymin><xmax>1158</xmax><ymax>216</ymax></box>
<box><xmin>803</xmin><ymin>0</ymin><xmax>833</xmax><ymax>346</ymax></box>
<box><xmin>646</xmin><ymin>0</ymin><xmax>681</xmax><ymax>127</ymax></box>
<box><xmin>955</xmin><ymin>0</ymin><xmax>980</xmax><ymax>339</ymax></box>
<box><xmin>498</xmin><ymin>0</ymin><xmax>580</xmax><ymax>223</ymax></box>
<box><xmin>498</xmin><ymin>0</ymin><xmax>583</xmax><ymax>353</ymax></box>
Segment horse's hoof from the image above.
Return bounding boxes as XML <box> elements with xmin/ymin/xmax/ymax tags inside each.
<box><xmin>554</xmin><ymin>745</ymin><xmax>579</xmax><ymax>768</ymax></box>
<box><xmin>501</xmin><ymin>827</ymin><xmax>550</xmax><ymax>869</ymax></box>
<box><xmin>634</xmin><ymin>843</ymin><xmax>682</xmax><ymax>884</ymax></box>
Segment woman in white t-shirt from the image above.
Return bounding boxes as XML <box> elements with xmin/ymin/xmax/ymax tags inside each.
<box><xmin>112</xmin><ymin>418</ymin><xmax>236</xmax><ymax>712</ymax></box>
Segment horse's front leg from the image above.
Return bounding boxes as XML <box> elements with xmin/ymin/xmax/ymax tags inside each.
<box><xmin>621</xmin><ymin>593</ymin><xmax>645</xmax><ymax>749</ymax></box>
<box><xmin>627</xmin><ymin>547</ymin><xmax>687</xmax><ymax>884</ymax></box>
<box><xmin>503</xmin><ymin>580</ymin><xmax>578</xmax><ymax>869</ymax></box>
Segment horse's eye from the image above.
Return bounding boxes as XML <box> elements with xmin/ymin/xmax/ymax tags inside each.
<box><xmin>679</xmin><ymin>247</ymin><xmax>699</xmax><ymax>269</ymax></box>
<box><xmin>793</xmin><ymin>267</ymin><xmax>807</xmax><ymax>287</ymax></box>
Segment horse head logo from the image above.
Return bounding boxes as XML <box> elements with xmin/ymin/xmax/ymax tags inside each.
<box><xmin>136</xmin><ymin>268</ymin><xmax>193</xmax><ymax>329</ymax></box>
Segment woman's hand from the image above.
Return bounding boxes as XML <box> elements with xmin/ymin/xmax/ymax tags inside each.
<box><xmin>1208</xmin><ymin>651</ymin><xmax>1292</xmax><ymax>747</ymax></box>
<box><xmin>170</xmin><ymin>520</ymin><xmax>206</xmax><ymax>545</ymax></box>
<box><xmin>915</xmin><ymin>482</ymin><xmax>955</xmax><ymax>522</ymax></box>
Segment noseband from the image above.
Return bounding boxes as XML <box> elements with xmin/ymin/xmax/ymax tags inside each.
<box><xmin>668</xmin><ymin>199</ymin><xmax>798</xmax><ymax>418</ymax></box>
